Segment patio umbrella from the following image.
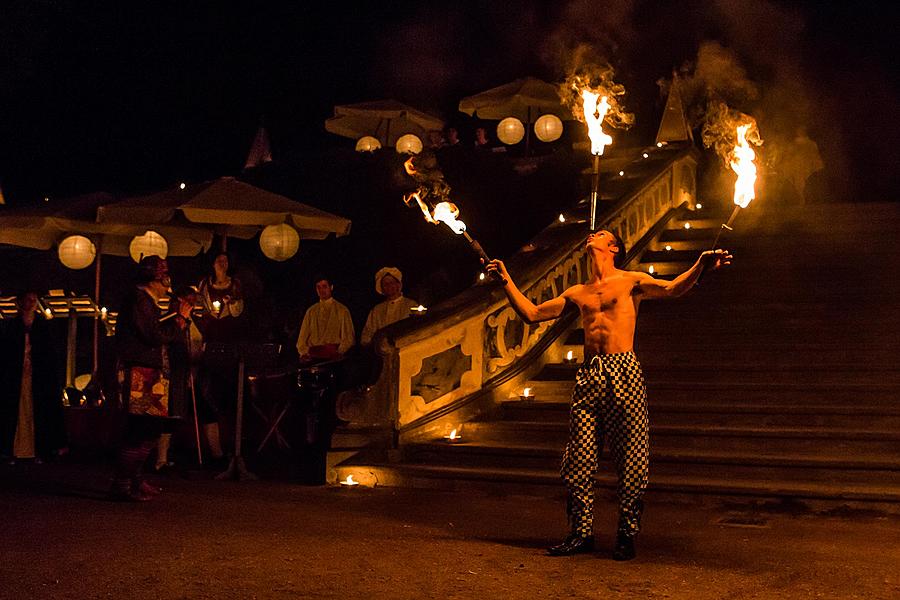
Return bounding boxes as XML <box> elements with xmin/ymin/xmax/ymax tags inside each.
<box><xmin>325</xmin><ymin>100</ymin><xmax>445</xmax><ymax>147</ymax></box>
<box><xmin>97</xmin><ymin>176</ymin><xmax>351</xmax><ymax>243</ymax></box>
<box><xmin>459</xmin><ymin>76</ymin><xmax>573</xmax><ymax>151</ymax></box>
<box><xmin>0</xmin><ymin>193</ymin><xmax>215</xmax><ymax>378</ymax></box>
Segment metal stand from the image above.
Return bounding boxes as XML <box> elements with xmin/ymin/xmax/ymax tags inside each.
<box><xmin>189</xmin><ymin>370</ymin><xmax>203</xmax><ymax>466</ymax></box>
<box><xmin>216</xmin><ymin>356</ymin><xmax>257</xmax><ymax>481</ymax></box>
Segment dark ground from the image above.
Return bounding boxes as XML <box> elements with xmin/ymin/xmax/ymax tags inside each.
<box><xmin>1</xmin><ymin>462</ymin><xmax>898</xmax><ymax>599</ymax></box>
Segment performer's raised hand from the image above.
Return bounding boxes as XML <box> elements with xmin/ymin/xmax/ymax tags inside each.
<box><xmin>700</xmin><ymin>249</ymin><xmax>733</xmax><ymax>271</ymax></box>
<box><xmin>482</xmin><ymin>258</ymin><xmax>510</xmax><ymax>282</ymax></box>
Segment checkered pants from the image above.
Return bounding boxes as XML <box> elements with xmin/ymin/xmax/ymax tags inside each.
<box><xmin>561</xmin><ymin>351</ymin><xmax>649</xmax><ymax>539</ymax></box>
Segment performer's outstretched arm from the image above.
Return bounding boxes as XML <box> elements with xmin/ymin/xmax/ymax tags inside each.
<box><xmin>485</xmin><ymin>259</ymin><xmax>569</xmax><ymax>324</ymax></box>
<box><xmin>634</xmin><ymin>249</ymin><xmax>732</xmax><ymax>299</ymax></box>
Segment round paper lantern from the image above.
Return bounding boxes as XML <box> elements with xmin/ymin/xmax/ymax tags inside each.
<box><xmin>355</xmin><ymin>136</ymin><xmax>382</xmax><ymax>152</ymax></box>
<box><xmin>129</xmin><ymin>230</ymin><xmax>168</xmax><ymax>263</ymax></box>
<box><xmin>259</xmin><ymin>223</ymin><xmax>299</xmax><ymax>261</ymax></box>
<box><xmin>58</xmin><ymin>235</ymin><xmax>96</xmax><ymax>270</ymax></box>
<box><xmin>497</xmin><ymin>117</ymin><xmax>525</xmax><ymax>145</ymax></box>
<box><xmin>534</xmin><ymin>114</ymin><xmax>563</xmax><ymax>142</ymax></box>
<box><xmin>395</xmin><ymin>134</ymin><xmax>423</xmax><ymax>155</ymax></box>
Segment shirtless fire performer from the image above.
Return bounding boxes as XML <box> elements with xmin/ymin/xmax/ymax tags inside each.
<box><xmin>485</xmin><ymin>231</ymin><xmax>731</xmax><ymax>560</ymax></box>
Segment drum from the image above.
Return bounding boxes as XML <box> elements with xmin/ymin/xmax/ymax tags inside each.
<box><xmin>297</xmin><ymin>365</ymin><xmax>335</xmax><ymax>391</ymax></box>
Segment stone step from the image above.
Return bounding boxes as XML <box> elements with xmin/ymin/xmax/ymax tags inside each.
<box><xmin>493</xmin><ymin>400</ymin><xmax>900</xmax><ymax>429</ymax></box>
<box><xmin>522</xmin><ymin>375</ymin><xmax>900</xmax><ymax>405</ymax></box>
<box><xmin>400</xmin><ymin>442</ymin><xmax>900</xmax><ymax>487</ymax></box>
<box><xmin>333</xmin><ymin>462</ymin><xmax>900</xmax><ymax>507</ymax></box>
<box><xmin>532</xmin><ymin>363</ymin><xmax>900</xmax><ymax>385</ymax></box>
<box><xmin>446</xmin><ymin>423</ymin><xmax>900</xmax><ymax>458</ymax></box>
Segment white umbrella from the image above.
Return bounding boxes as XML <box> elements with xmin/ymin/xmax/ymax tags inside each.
<box><xmin>97</xmin><ymin>176</ymin><xmax>351</xmax><ymax>241</ymax></box>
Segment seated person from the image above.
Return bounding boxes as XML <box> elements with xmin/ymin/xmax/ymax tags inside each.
<box><xmin>296</xmin><ymin>277</ymin><xmax>355</xmax><ymax>362</ymax></box>
<box><xmin>360</xmin><ymin>267</ymin><xmax>419</xmax><ymax>346</ymax></box>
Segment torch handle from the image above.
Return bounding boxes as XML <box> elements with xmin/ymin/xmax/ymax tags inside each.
<box><xmin>710</xmin><ymin>205</ymin><xmax>742</xmax><ymax>250</ymax></box>
<box><xmin>463</xmin><ymin>231</ymin><xmax>506</xmax><ymax>283</ymax></box>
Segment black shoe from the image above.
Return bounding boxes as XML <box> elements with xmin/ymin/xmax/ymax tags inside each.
<box><xmin>612</xmin><ymin>534</ymin><xmax>636</xmax><ymax>561</ymax></box>
<box><xmin>547</xmin><ymin>534</ymin><xmax>594</xmax><ymax>556</ymax></box>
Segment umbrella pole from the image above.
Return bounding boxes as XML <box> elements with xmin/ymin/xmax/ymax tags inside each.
<box><xmin>92</xmin><ymin>239</ymin><xmax>102</xmax><ymax>377</ymax></box>
<box><xmin>526</xmin><ymin>107</ymin><xmax>532</xmax><ymax>155</ymax></box>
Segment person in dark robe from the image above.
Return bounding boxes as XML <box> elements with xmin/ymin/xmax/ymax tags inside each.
<box><xmin>110</xmin><ymin>256</ymin><xmax>192</xmax><ymax>501</ymax></box>
<box><xmin>0</xmin><ymin>291</ymin><xmax>66</xmax><ymax>463</ymax></box>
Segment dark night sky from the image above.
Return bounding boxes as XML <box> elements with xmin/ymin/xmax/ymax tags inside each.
<box><xmin>0</xmin><ymin>0</ymin><xmax>897</xmax><ymax>203</ymax></box>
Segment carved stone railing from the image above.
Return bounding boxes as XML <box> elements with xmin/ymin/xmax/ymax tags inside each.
<box><xmin>351</xmin><ymin>144</ymin><xmax>699</xmax><ymax>442</ymax></box>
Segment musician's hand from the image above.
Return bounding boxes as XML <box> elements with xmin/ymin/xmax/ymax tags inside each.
<box><xmin>482</xmin><ymin>258</ymin><xmax>509</xmax><ymax>282</ymax></box>
<box><xmin>700</xmin><ymin>249</ymin><xmax>733</xmax><ymax>271</ymax></box>
<box><xmin>178</xmin><ymin>300</ymin><xmax>194</xmax><ymax>319</ymax></box>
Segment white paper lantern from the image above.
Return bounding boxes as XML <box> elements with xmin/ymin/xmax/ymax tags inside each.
<box><xmin>259</xmin><ymin>223</ymin><xmax>299</xmax><ymax>261</ymax></box>
<box><xmin>534</xmin><ymin>114</ymin><xmax>564</xmax><ymax>142</ymax></box>
<box><xmin>355</xmin><ymin>136</ymin><xmax>382</xmax><ymax>152</ymax></box>
<box><xmin>58</xmin><ymin>235</ymin><xmax>96</xmax><ymax>270</ymax></box>
<box><xmin>395</xmin><ymin>134</ymin><xmax>423</xmax><ymax>154</ymax></box>
<box><xmin>497</xmin><ymin>117</ymin><xmax>525</xmax><ymax>145</ymax></box>
<box><xmin>129</xmin><ymin>230</ymin><xmax>168</xmax><ymax>263</ymax></box>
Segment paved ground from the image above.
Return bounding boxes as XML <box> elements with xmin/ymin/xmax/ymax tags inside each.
<box><xmin>0</xmin><ymin>461</ymin><xmax>898</xmax><ymax>600</ymax></box>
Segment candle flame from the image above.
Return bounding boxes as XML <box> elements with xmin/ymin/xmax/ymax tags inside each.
<box><xmin>566</xmin><ymin>350</ymin><xmax>574</xmax><ymax>361</ymax></box>
<box><xmin>731</xmin><ymin>124</ymin><xmax>757</xmax><ymax>209</ymax></box>
<box><xmin>341</xmin><ymin>474</ymin><xmax>359</xmax><ymax>486</ymax></box>
<box><xmin>581</xmin><ymin>91</ymin><xmax>613</xmax><ymax>156</ymax></box>
<box><xmin>523</xmin><ymin>387</ymin><xmax>532</xmax><ymax>397</ymax></box>
<box><xmin>447</xmin><ymin>429</ymin><xmax>459</xmax><ymax>440</ymax></box>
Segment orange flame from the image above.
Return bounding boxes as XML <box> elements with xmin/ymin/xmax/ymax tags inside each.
<box><xmin>446</xmin><ymin>429</ymin><xmax>460</xmax><ymax>440</ymax></box>
<box><xmin>341</xmin><ymin>474</ymin><xmax>359</xmax><ymax>486</ymax></box>
<box><xmin>581</xmin><ymin>90</ymin><xmax>613</xmax><ymax>156</ymax></box>
<box><xmin>730</xmin><ymin>124</ymin><xmax>757</xmax><ymax>208</ymax></box>
<box><xmin>433</xmin><ymin>202</ymin><xmax>467</xmax><ymax>234</ymax></box>
<box><xmin>403</xmin><ymin>191</ymin><xmax>468</xmax><ymax>235</ymax></box>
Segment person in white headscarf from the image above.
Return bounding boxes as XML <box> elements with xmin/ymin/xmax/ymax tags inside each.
<box><xmin>360</xmin><ymin>267</ymin><xmax>419</xmax><ymax>346</ymax></box>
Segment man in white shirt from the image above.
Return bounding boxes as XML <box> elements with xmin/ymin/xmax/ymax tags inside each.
<box><xmin>296</xmin><ymin>277</ymin><xmax>355</xmax><ymax>362</ymax></box>
<box><xmin>360</xmin><ymin>267</ymin><xmax>419</xmax><ymax>346</ymax></box>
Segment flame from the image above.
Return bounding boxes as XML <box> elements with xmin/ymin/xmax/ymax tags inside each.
<box><xmin>433</xmin><ymin>202</ymin><xmax>467</xmax><ymax>234</ymax></box>
<box><xmin>730</xmin><ymin>124</ymin><xmax>757</xmax><ymax>209</ymax></box>
<box><xmin>566</xmin><ymin>350</ymin><xmax>574</xmax><ymax>361</ymax></box>
<box><xmin>341</xmin><ymin>474</ymin><xmax>359</xmax><ymax>486</ymax></box>
<box><xmin>581</xmin><ymin>91</ymin><xmax>613</xmax><ymax>156</ymax></box>
<box><xmin>523</xmin><ymin>387</ymin><xmax>532</xmax><ymax>398</ymax></box>
<box><xmin>447</xmin><ymin>429</ymin><xmax>459</xmax><ymax>440</ymax></box>
<box><xmin>403</xmin><ymin>193</ymin><xmax>467</xmax><ymax>235</ymax></box>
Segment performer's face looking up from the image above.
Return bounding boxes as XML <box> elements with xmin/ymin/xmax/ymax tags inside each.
<box><xmin>315</xmin><ymin>279</ymin><xmax>333</xmax><ymax>301</ymax></box>
<box><xmin>585</xmin><ymin>230</ymin><xmax>620</xmax><ymax>263</ymax></box>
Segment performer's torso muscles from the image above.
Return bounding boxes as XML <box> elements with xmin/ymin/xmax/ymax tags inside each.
<box><xmin>565</xmin><ymin>271</ymin><xmax>641</xmax><ymax>356</ymax></box>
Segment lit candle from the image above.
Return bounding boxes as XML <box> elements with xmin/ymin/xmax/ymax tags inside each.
<box><xmin>565</xmin><ymin>350</ymin><xmax>576</xmax><ymax>364</ymax></box>
<box><xmin>558</xmin><ymin>214</ymin><xmax>565</xmax><ymax>223</ymax></box>
<box><xmin>43</xmin><ymin>308</ymin><xmax>53</xmax><ymax>319</ymax></box>
<box><xmin>648</xmin><ymin>265</ymin><xmax>655</xmax><ymax>274</ymax></box>
<box><xmin>478</xmin><ymin>273</ymin><xmax>486</xmax><ymax>281</ymax></box>
<box><xmin>665</xmin><ymin>245</ymin><xmax>672</xmax><ymax>251</ymax></box>
<box><xmin>410</xmin><ymin>304</ymin><xmax>427</xmax><ymax>315</ymax></box>
<box><xmin>443</xmin><ymin>428</ymin><xmax>462</xmax><ymax>443</ymax></box>
<box><xmin>520</xmin><ymin>387</ymin><xmax>533</xmax><ymax>401</ymax></box>
<box><xmin>695</xmin><ymin>203</ymin><xmax>703</xmax><ymax>210</ymax></box>
<box><xmin>212</xmin><ymin>300</ymin><xmax>222</xmax><ymax>314</ymax></box>
<box><xmin>684</xmin><ymin>222</ymin><xmax>691</xmax><ymax>230</ymax></box>
<box><xmin>340</xmin><ymin>474</ymin><xmax>360</xmax><ymax>487</ymax></box>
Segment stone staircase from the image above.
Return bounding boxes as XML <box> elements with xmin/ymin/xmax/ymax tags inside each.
<box><xmin>337</xmin><ymin>203</ymin><xmax>900</xmax><ymax>510</ymax></box>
